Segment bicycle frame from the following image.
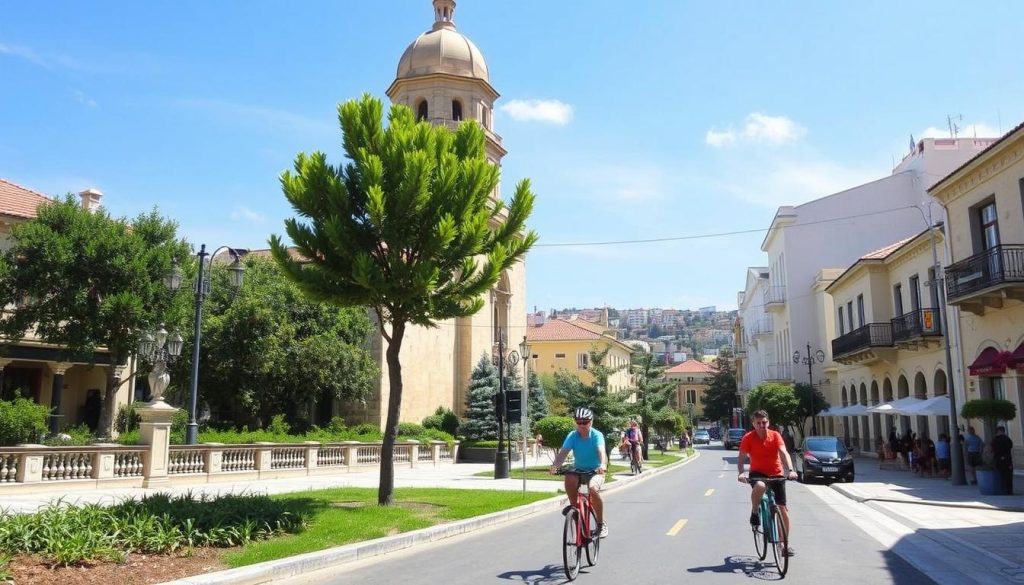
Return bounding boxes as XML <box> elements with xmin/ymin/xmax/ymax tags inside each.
<box><xmin>759</xmin><ymin>489</ymin><xmax>777</xmax><ymax>542</ymax></box>
<box><xmin>571</xmin><ymin>474</ymin><xmax>595</xmax><ymax>543</ymax></box>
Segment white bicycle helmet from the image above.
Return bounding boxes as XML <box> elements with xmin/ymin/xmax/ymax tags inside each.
<box><xmin>573</xmin><ymin>407</ymin><xmax>594</xmax><ymax>421</ymax></box>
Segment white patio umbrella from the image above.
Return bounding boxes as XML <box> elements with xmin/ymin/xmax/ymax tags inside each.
<box><xmin>866</xmin><ymin>396</ymin><xmax>924</xmax><ymax>415</ymax></box>
<box><xmin>822</xmin><ymin>404</ymin><xmax>869</xmax><ymax>417</ymax></box>
<box><xmin>898</xmin><ymin>395</ymin><xmax>952</xmax><ymax>417</ymax></box>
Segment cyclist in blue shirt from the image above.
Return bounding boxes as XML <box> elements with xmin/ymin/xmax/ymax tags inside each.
<box><xmin>550</xmin><ymin>407</ymin><xmax>609</xmax><ymax>538</ymax></box>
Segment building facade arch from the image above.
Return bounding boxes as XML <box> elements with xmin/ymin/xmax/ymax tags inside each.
<box><xmin>883</xmin><ymin>377</ymin><xmax>894</xmax><ymax>402</ymax></box>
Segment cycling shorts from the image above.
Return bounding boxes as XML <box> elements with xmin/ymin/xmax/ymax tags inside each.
<box><xmin>748</xmin><ymin>471</ymin><xmax>787</xmax><ymax>506</ymax></box>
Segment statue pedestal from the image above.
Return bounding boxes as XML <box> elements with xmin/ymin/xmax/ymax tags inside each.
<box><xmin>136</xmin><ymin>400</ymin><xmax>178</xmax><ymax>489</ymax></box>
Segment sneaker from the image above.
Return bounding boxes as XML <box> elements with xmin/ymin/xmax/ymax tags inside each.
<box><xmin>749</xmin><ymin>512</ymin><xmax>760</xmax><ymax>527</ymax></box>
<box><xmin>783</xmin><ymin>547</ymin><xmax>796</xmax><ymax>557</ymax></box>
<box><xmin>562</xmin><ymin>505</ymin><xmax>573</xmax><ymax>516</ymax></box>
<box><xmin>598</xmin><ymin>522</ymin><xmax>609</xmax><ymax>538</ymax></box>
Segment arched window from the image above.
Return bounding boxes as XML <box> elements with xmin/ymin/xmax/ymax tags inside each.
<box><xmin>452</xmin><ymin>99</ymin><xmax>462</xmax><ymax>121</ymax></box>
<box><xmin>416</xmin><ymin>99</ymin><xmax>428</xmax><ymax>122</ymax></box>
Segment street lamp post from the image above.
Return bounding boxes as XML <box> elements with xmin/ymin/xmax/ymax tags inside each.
<box><xmin>491</xmin><ymin>331</ymin><xmax>519</xmax><ymax>479</ymax></box>
<box><xmin>793</xmin><ymin>344</ymin><xmax>825</xmax><ymax>435</ymax></box>
<box><xmin>137</xmin><ymin>324</ymin><xmax>184</xmax><ymax>404</ymax></box>
<box><xmin>185</xmin><ymin>244</ymin><xmax>245</xmax><ymax>445</ymax></box>
<box><xmin>520</xmin><ymin>335</ymin><xmax>529</xmax><ymax>496</ymax></box>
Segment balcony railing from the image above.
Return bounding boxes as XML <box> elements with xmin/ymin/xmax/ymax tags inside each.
<box><xmin>832</xmin><ymin>323</ymin><xmax>894</xmax><ymax>358</ymax></box>
<box><xmin>891</xmin><ymin>308</ymin><xmax>942</xmax><ymax>343</ymax></box>
<box><xmin>946</xmin><ymin>244</ymin><xmax>1024</xmax><ymax>302</ymax></box>
<box><xmin>763</xmin><ymin>285</ymin><xmax>787</xmax><ymax>309</ymax></box>
<box><xmin>750</xmin><ymin>318</ymin><xmax>773</xmax><ymax>336</ymax></box>
<box><xmin>762</xmin><ymin>362</ymin><xmax>792</xmax><ymax>381</ymax></box>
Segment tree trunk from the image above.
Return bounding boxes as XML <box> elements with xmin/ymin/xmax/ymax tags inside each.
<box><xmin>97</xmin><ymin>366</ymin><xmax>118</xmax><ymax>438</ymax></box>
<box><xmin>378</xmin><ymin>321</ymin><xmax>405</xmax><ymax>506</ymax></box>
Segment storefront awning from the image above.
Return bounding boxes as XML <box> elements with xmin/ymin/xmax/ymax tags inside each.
<box><xmin>1010</xmin><ymin>343</ymin><xmax>1024</xmax><ymax>369</ymax></box>
<box><xmin>968</xmin><ymin>346</ymin><xmax>1009</xmax><ymax>376</ymax></box>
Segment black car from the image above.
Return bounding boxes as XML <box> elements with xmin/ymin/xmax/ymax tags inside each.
<box><xmin>795</xmin><ymin>436</ymin><xmax>855</xmax><ymax>483</ymax></box>
<box><xmin>723</xmin><ymin>428</ymin><xmax>746</xmax><ymax>450</ymax></box>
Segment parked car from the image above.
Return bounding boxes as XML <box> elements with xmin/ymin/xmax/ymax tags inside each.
<box><xmin>693</xmin><ymin>430</ymin><xmax>711</xmax><ymax>445</ymax></box>
<box><xmin>795</xmin><ymin>435</ymin><xmax>855</xmax><ymax>483</ymax></box>
<box><xmin>723</xmin><ymin>428</ymin><xmax>746</xmax><ymax>450</ymax></box>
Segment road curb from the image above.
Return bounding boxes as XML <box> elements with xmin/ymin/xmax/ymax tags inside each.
<box><xmin>829</xmin><ymin>483</ymin><xmax>1024</xmax><ymax>513</ymax></box>
<box><xmin>160</xmin><ymin>451</ymin><xmax>700</xmax><ymax>584</ymax></box>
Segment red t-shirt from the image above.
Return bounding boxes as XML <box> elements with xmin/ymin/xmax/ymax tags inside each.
<box><xmin>740</xmin><ymin>429</ymin><xmax>784</xmax><ymax>476</ymax></box>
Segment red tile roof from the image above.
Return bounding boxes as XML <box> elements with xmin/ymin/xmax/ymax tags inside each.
<box><xmin>859</xmin><ymin>235</ymin><xmax>915</xmax><ymax>260</ymax></box>
<box><xmin>526</xmin><ymin>318</ymin><xmax>605</xmax><ymax>342</ymax></box>
<box><xmin>0</xmin><ymin>178</ymin><xmax>51</xmax><ymax>219</ymax></box>
<box><xmin>664</xmin><ymin>359</ymin><xmax>716</xmax><ymax>374</ymax></box>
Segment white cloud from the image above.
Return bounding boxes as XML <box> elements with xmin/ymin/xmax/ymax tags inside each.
<box><xmin>169</xmin><ymin>97</ymin><xmax>334</xmax><ymax>137</ymax></box>
<box><xmin>705</xmin><ymin>113</ymin><xmax>806</xmax><ymax>148</ymax></box>
<box><xmin>74</xmin><ymin>90</ymin><xmax>97</xmax><ymax>107</ymax></box>
<box><xmin>499</xmin><ymin>99</ymin><xmax>573</xmax><ymax>125</ymax></box>
<box><xmin>919</xmin><ymin>122</ymin><xmax>1004</xmax><ymax>140</ymax></box>
<box><xmin>230</xmin><ymin>205</ymin><xmax>265</xmax><ymax>223</ymax></box>
<box><xmin>705</xmin><ymin>154</ymin><xmax>879</xmax><ymax>209</ymax></box>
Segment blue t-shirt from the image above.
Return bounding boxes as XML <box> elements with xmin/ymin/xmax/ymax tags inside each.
<box><xmin>935</xmin><ymin>439</ymin><xmax>950</xmax><ymax>459</ymax></box>
<box><xmin>562</xmin><ymin>428</ymin><xmax>605</xmax><ymax>471</ymax></box>
<box><xmin>964</xmin><ymin>433</ymin><xmax>983</xmax><ymax>453</ymax></box>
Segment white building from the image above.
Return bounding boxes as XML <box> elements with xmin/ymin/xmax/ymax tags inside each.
<box><xmin>747</xmin><ymin>137</ymin><xmax>997</xmax><ymax>405</ymax></box>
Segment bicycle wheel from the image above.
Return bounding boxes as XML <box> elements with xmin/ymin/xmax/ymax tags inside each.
<box><xmin>584</xmin><ymin>507</ymin><xmax>600</xmax><ymax>566</ymax></box>
<box><xmin>631</xmin><ymin>456</ymin><xmax>640</xmax><ymax>475</ymax></box>
<box><xmin>562</xmin><ymin>508</ymin><xmax>582</xmax><ymax>580</ymax></box>
<box><xmin>770</xmin><ymin>507</ymin><xmax>789</xmax><ymax>577</ymax></box>
<box><xmin>753</xmin><ymin>518</ymin><xmax>767</xmax><ymax>560</ymax></box>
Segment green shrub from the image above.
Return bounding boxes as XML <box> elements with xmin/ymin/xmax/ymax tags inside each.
<box><xmin>327</xmin><ymin>416</ymin><xmax>347</xmax><ymax>433</ymax></box>
<box><xmin>267</xmin><ymin>414</ymin><xmax>291</xmax><ymax>435</ymax></box>
<box><xmin>0</xmin><ymin>396</ymin><xmax>49</xmax><ymax>446</ymax></box>
<box><xmin>423</xmin><ymin>406</ymin><xmax>459</xmax><ymax>436</ymax></box>
<box><xmin>44</xmin><ymin>423</ymin><xmax>95</xmax><ymax>446</ymax></box>
<box><xmin>534</xmin><ymin>416</ymin><xmax>575</xmax><ymax>450</ymax></box>
<box><xmin>115</xmin><ymin>403</ymin><xmax>142</xmax><ymax>433</ymax></box>
<box><xmin>961</xmin><ymin>399</ymin><xmax>1017</xmax><ymax>423</ymax></box>
<box><xmin>350</xmin><ymin>423</ymin><xmax>381</xmax><ymax>438</ymax></box>
<box><xmin>397</xmin><ymin>422</ymin><xmax>426</xmax><ymax>436</ymax></box>
<box><xmin>461</xmin><ymin>439</ymin><xmax>499</xmax><ymax>448</ymax></box>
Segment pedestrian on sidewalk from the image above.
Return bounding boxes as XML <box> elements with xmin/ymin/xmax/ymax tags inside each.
<box><xmin>964</xmin><ymin>426</ymin><xmax>984</xmax><ymax>485</ymax></box>
<box><xmin>935</xmin><ymin>433</ymin><xmax>951</xmax><ymax>479</ymax></box>
<box><xmin>917</xmin><ymin>434</ymin><xmax>935</xmax><ymax>478</ymax></box>
<box><xmin>992</xmin><ymin>426</ymin><xmax>1014</xmax><ymax>494</ymax></box>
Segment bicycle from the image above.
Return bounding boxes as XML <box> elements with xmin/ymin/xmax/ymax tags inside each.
<box><xmin>629</xmin><ymin>442</ymin><xmax>643</xmax><ymax>475</ymax></box>
<box><xmin>749</xmin><ymin>476</ymin><xmax>790</xmax><ymax>577</ymax></box>
<box><xmin>556</xmin><ymin>469</ymin><xmax>600</xmax><ymax>580</ymax></box>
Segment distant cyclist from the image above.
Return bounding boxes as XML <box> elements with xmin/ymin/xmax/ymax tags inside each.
<box><xmin>624</xmin><ymin>419</ymin><xmax>644</xmax><ymax>465</ymax></box>
<box><xmin>737</xmin><ymin>409</ymin><xmax>798</xmax><ymax>557</ymax></box>
<box><xmin>550</xmin><ymin>407</ymin><xmax>609</xmax><ymax>538</ymax></box>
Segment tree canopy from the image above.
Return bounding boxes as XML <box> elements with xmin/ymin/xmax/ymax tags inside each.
<box><xmin>269</xmin><ymin>94</ymin><xmax>538</xmax><ymax>504</ymax></box>
<box><xmin>746</xmin><ymin>383</ymin><xmax>801</xmax><ymax>429</ymax></box>
<box><xmin>700</xmin><ymin>351</ymin><xmax>738</xmax><ymax>423</ymax></box>
<box><xmin>629</xmin><ymin>350</ymin><xmax>676</xmax><ymax>457</ymax></box>
<box><xmin>167</xmin><ymin>255</ymin><xmax>378</xmax><ymax>431</ymax></box>
<box><xmin>0</xmin><ymin>196</ymin><xmax>189</xmax><ymax>435</ymax></box>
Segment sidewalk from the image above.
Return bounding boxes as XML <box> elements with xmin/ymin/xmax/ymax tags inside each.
<box><xmin>0</xmin><ymin>459</ymin><xmax>567</xmax><ymax>515</ymax></box>
<box><xmin>830</xmin><ymin>458</ymin><xmax>1024</xmax><ymax>583</ymax></box>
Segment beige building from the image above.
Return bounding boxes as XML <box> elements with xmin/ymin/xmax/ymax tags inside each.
<box><xmin>525</xmin><ymin>317</ymin><xmax>634</xmax><ymax>392</ymax></box>
<box><xmin>826</xmin><ymin>229</ymin><xmax>951</xmax><ymax>452</ymax></box>
<box><xmin>663</xmin><ymin>359</ymin><xmax>715</xmax><ymax>419</ymax></box>
<box><xmin>0</xmin><ymin>179</ymin><xmax>135</xmax><ymax>434</ymax></box>
<box><xmin>340</xmin><ymin>0</ymin><xmax>526</xmax><ymax>426</ymax></box>
<box><xmin>931</xmin><ymin>122</ymin><xmax>1024</xmax><ymax>468</ymax></box>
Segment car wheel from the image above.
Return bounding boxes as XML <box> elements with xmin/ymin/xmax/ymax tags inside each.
<box><xmin>848</xmin><ymin>475</ymin><xmax>855</xmax><ymax>483</ymax></box>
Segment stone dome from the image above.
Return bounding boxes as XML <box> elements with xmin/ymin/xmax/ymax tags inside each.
<box><xmin>395</xmin><ymin>0</ymin><xmax>488</xmax><ymax>82</ymax></box>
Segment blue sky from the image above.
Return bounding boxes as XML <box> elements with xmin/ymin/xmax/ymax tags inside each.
<box><xmin>3</xmin><ymin>1</ymin><xmax>1023</xmax><ymax>313</ymax></box>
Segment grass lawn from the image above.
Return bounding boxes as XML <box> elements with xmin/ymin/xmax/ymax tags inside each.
<box><xmin>472</xmin><ymin>448</ymin><xmax>692</xmax><ymax>480</ymax></box>
<box><xmin>224</xmin><ymin>487</ymin><xmax>552</xmax><ymax>567</ymax></box>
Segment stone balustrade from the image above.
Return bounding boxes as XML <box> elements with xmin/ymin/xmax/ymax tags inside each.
<box><xmin>0</xmin><ymin>439</ymin><xmax>458</xmax><ymax>494</ymax></box>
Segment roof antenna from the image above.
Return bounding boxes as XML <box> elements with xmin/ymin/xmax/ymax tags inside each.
<box><xmin>946</xmin><ymin>114</ymin><xmax>962</xmax><ymax>138</ymax></box>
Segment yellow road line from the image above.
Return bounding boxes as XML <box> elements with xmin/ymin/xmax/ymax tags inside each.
<box><xmin>704</xmin><ymin>488</ymin><xmax>715</xmax><ymax>496</ymax></box>
<box><xmin>666</xmin><ymin>519</ymin><xmax>687</xmax><ymax>536</ymax></box>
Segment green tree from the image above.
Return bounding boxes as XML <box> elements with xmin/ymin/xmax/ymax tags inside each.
<box><xmin>746</xmin><ymin>383</ymin><xmax>801</xmax><ymax>428</ymax></box>
<box><xmin>527</xmin><ymin>371</ymin><xmax>549</xmax><ymax>427</ymax></box>
<box><xmin>461</xmin><ymin>354</ymin><xmax>499</xmax><ymax>440</ymax></box>
<box><xmin>629</xmin><ymin>350</ymin><xmax>676</xmax><ymax>458</ymax></box>
<box><xmin>793</xmin><ymin>382</ymin><xmax>831</xmax><ymax>436</ymax></box>
<box><xmin>269</xmin><ymin>94</ymin><xmax>538</xmax><ymax>504</ymax></box>
<box><xmin>562</xmin><ymin>346</ymin><xmax>630</xmax><ymax>444</ymax></box>
<box><xmin>0</xmin><ymin>197</ymin><xmax>190</xmax><ymax>435</ymax></box>
<box><xmin>701</xmin><ymin>352</ymin><xmax>738</xmax><ymax>423</ymax></box>
<box><xmin>167</xmin><ymin>255</ymin><xmax>377</xmax><ymax>430</ymax></box>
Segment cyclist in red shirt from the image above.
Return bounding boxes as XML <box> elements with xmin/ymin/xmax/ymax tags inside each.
<box><xmin>737</xmin><ymin>409</ymin><xmax>798</xmax><ymax>557</ymax></box>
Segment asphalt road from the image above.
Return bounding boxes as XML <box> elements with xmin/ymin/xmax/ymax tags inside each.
<box><xmin>286</xmin><ymin>444</ymin><xmax>933</xmax><ymax>584</ymax></box>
